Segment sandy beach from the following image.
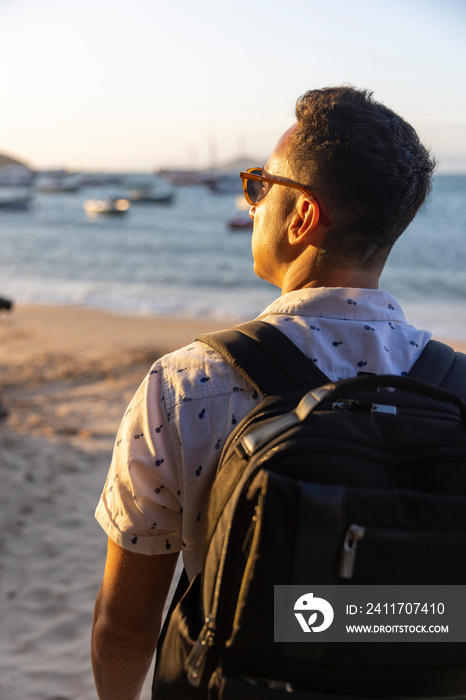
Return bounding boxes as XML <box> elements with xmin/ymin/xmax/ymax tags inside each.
<box><xmin>0</xmin><ymin>304</ymin><xmax>225</xmax><ymax>700</ymax></box>
<box><xmin>1</xmin><ymin>304</ymin><xmax>465</xmax><ymax>700</ymax></box>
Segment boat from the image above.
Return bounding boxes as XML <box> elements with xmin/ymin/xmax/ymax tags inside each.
<box><xmin>129</xmin><ymin>187</ymin><xmax>175</xmax><ymax>205</ymax></box>
<box><xmin>83</xmin><ymin>197</ymin><xmax>130</xmax><ymax>215</ymax></box>
<box><xmin>227</xmin><ymin>212</ymin><xmax>253</xmax><ymax>230</ymax></box>
<box><xmin>0</xmin><ymin>193</ymin><xmax>33</xmax><ymax>211</ymax></box>
<box><xmin>227</xmin><ymin>196</ymin><xmax>253</xmax><ymax>230</ymax></box>
<box><xmin>36</xmin><ymin>173</ymin><xmax>82</xmax><ymax>193</ymax></box>
<box><xmin>205</xmin><ymin>173</ymin><xmax>242</xmax><ymax>195</ymax></box>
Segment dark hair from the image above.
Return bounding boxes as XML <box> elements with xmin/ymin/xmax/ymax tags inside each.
<box><xmin>291</xmin><ymin>86</ymin><xmax>436</xmax><ymax>269</ymax></box>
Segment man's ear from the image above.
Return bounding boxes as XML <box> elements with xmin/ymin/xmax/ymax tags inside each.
<box><xmin>288</xmin><ymin>198</ymin><xmax>321</xmax><ymax>246</ymax></box>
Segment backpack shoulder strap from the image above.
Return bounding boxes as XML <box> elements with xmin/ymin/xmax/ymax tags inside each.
<box><xmin>197</xmin><ymin>320</ymin><xmax>329</xmax><ymax>396</ymax></box>
<box><xmin>408</xmin><ymin>339</ymin><xmax>466</xmax><ymax>400</ymax></box>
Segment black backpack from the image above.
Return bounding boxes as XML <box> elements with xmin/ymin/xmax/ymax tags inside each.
<box><xmin>153</xmin><ymin>321</ymin><xmax>466</xmax><ymax>700</ymax></box>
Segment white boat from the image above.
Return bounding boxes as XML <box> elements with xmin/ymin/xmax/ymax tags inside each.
<box><xmin>37</xmin><ymin>173</ymin><xmax>82</xmax><ymax>193</ymax></box>
<box><xmin>0</xmin><ymin>189</ymin><xmax>33</xmax><ymax>211</ymax></box>
<box><xmin>83</xmin><ymin>197</ymin><xmax>130</xmax><ymax>215</ymax></box>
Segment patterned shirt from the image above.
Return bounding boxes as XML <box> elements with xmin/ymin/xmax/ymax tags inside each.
<box><xmin>95</xmin><ymin>287</ymin><xmax>431</xmax><ymax>578</ymax></box>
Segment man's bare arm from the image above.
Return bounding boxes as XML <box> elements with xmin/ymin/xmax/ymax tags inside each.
<box><xmin>91</xmin><ymin>538</ymin><xmax>179</xmax><ymax>700</ymax></box>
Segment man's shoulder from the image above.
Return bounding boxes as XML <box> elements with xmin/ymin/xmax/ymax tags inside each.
<box><xmin>160</xmin><ymin>340</ymin><xmax>254</xmax><ymax>409</ymax></box>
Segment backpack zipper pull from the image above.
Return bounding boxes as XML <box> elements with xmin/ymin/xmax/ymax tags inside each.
<box><xmin>339</xmin><ymin>524</ymin><xmax>366</xmax><ymax>579</ymax></box>
<box><xmin>186</xmin><ymin>616</ymin><xmax>216</xmax><ymax>688</ymax></box>
<box><xmin>242</xmin><ymin>506</ymin><xmax>258</xmax><ymax>557</ymax></box>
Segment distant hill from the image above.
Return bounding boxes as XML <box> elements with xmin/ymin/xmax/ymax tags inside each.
<box><xmin>0</xmin><ymin>152</ymin><xmax>34</xmax><ymax>184</ymax></box>
<box><xmin>0</xmin><ymin>152</ymin><xmax>32</xmax><ymax>169</ymax></box>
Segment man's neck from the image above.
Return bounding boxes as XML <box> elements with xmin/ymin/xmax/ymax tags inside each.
<box><xmin>281</xmin><ymin>267</ymin><xmax>380</xmax><ymax>294</ymax></box>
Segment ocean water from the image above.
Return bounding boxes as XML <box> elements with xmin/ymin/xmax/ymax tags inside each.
<box><xmin>0</xmin><ymin>175</ymin><xmax>465</xmax><ymax>340</ymax></box>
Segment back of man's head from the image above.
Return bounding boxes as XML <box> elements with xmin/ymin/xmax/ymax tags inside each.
<box><xmin>290</xmin><ymin>86</ymin><xmax>436</xmax><ymax>271</ymax></box>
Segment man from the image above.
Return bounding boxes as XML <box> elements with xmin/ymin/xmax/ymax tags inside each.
<box><xmin>91</xmin><ymin>86</ymin><xmax>436</xmax><ymax>699</ymax></box>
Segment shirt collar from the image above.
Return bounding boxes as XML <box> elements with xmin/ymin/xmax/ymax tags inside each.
<box><xmin>257</xmin><ymin>287</ymin><xmax>407</xmax><ymax>323</ymax></box>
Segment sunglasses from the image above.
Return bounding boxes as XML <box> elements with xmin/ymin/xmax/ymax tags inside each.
<box><xmin>239</xmin><ymin>167</ymin><xmax>329</xmax><ymax>227</ymax></box>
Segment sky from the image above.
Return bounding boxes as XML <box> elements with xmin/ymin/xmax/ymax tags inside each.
<box><xmin>1</xmin><ymin>0</ymin><xmax>465</xmax><ymax>173</ymax></box>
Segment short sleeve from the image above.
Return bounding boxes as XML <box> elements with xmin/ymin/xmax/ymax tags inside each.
<box><xmin>95</xmin><ymin>361</ymin><xmax>183</xmax><ymax>555</ymax></box>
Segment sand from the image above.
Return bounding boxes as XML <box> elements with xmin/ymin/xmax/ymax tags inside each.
<box><xmin>0</xmin><ymin>305</ymin><xmax>225</xmax><ymax>700</ymax></box>
<box><xmin>1</xmin><ymin>304</ymin><xmax>465</xmax><ymax>700</ymax></box>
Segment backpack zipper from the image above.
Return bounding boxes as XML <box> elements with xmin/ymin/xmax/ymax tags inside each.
<box><xmin>339</xmin><ymin>524</ymin><xmax>466</xmax><ymax>580</ymax></box>
<box><xmin>186</xmin><ymin>615</ymin><xmax>216</xmax><ymax>687</ymax></box>
<box><xmin>242</xmin><ymin>505</ymin><xmax>259</xmax><ymax>557</ymax></box>
<box><xmin>189</xmin><ymin>474</ymin><xmax>266</xmax><ymax>687</ymax></box>
<box><xmin>339</xmin><ymin>524</ymin><xmax>366</xmax><ymax>579</ymax></box>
